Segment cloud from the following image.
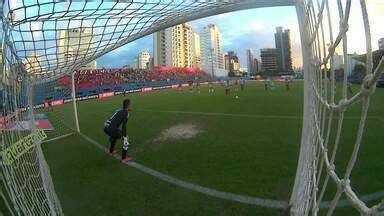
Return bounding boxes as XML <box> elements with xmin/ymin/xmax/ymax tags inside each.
<box><xmin>9</xmin><ymin>0</ymin><xmax>22</xmax><ymax>9</ymax></box>
<box><xmin>97</xmin><ymin>35</ymin><xmax>153</xmax><ymax>68</ymax></box>
<box><xmin>240</xmin><ymin>21</ymin><xmax>266</xmax><ymax>32</ymax></box>
<box><xmin>96</xmin><ymin>6</ymin><xmax>302</xmax><ymax>68</ymax></box>
<box><xmin>184</xmin><ymin>7</ymin><xmax>301</xmax><ymax>67</ymax></box>
<box><xmin>96</xmin><ymin>3</ymin><xmax>383</xmax><ymax>69</ymax></box>
<box><xmin>217</xmin><ymin>13</ymin><xmax>229</xmax><ymax>19</ymax></box>
<box><xmin>30</xmin><ymin>21</ymin><xmax>43</xmax><ymax>40</ymax></box>
<box><xmin>303</xmin><ymin>0</ymin><xmax>383</xmax><ymax>60</ymax></box>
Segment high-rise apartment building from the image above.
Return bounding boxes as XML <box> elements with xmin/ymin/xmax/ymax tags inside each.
<box><xmin>137</xmin><ymin>51</ymin><xmax>151</xmax><ymax>69</ymax></box>
<box><xmin>260</xmin><ymin>48</ymin><xmax>278</xmax><ymax>72</ymax></box>
<box><xmin>379</xmin><ymin>38</ymin><xmax>384</xmax><ymax>50</ymax></box>
<box><xmin>332</xmin><ymin>53</ymin><xmax>344</xmax><ymax>70</ymax></box>
<box><xmin>154</xmin><ymin>29</ymin><xmax>167</xmax><ymax>66</ymax></box>
<box><xmin>58</xmin><ymin>28</ymin><xmax>97</xmax><ymax>69</ymax></box>
<box><xmin>192</xmin><ymin>32</ymin><xmax>201</xmax><ymax>68</ymax></box>
<box><xmin>153</xmin><ymin>23</ymin><xmax>199</xmax><ymax>68</ymax></box>
<box><xmin>200</xmin><ymin>24</ymin><xmax>225</xmax><ymax>76</ymax></box>
<box><xmin>23</xmin><ymin>53</ymin><xmax>43</xmax><ymax>74</ymax></box>
<box><xmin>224</xmin><ymin>51</ymin><xmax>241</xmax><ymax>76</ymax></box>
<box><xmin>275</xmin><ymin>27</ymin><xmax>292</xmax><ymax>72</ymax></box>
<box><xmin>253</xmin><ymin>58</ymin><xmax>261</xmax><ymax>74</ymax></box>
<box><xmin>246</xmin><ymin>48</ymin><xmax>257</xmax><ymax>75</ymax></box>
<box><xmin>0</xmin><ymin>47</ymin><xmax>2</xmax><ymax>67</ymax></box>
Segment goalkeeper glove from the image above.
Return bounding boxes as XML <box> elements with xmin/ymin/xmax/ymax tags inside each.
<box><xmin>123</xmin><ymin>136</ymin><xmax>129</xmax><ymax>150</ymax></box>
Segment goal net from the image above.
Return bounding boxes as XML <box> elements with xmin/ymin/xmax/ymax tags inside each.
<box><xmin>0</xmin><ymin>0</ymin><xmax>383</xmax><ymax>215</ymax></box>
<box><xmin>291</xmin><ymin>0</ymin><xmax>384</xmax><ymax>215</ymax></box>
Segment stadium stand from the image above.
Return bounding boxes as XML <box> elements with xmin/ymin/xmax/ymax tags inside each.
<box><xmin>58</xmin><ymin>67</ymin><xmax>209</xmax><ymax>89</ymax></box>
<box><xmin>32</xmin><ymin>67</ymin><xmax>212</xmax><ymax>105</ymax></box>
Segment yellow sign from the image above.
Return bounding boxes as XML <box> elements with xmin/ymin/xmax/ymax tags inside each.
<box><xmin>2</xmin><ymin>130</ymin><xmax>47</xmax><ymax>165</ymax></box>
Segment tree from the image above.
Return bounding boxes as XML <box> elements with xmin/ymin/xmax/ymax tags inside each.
<box><xmin>228</xmin><ymin>71</ymin><xmax>235</xmax><ymax>77</ymax></box>
<box><xmin>334</xmin><ymin>68</ymin><xmax>344</xmax><ymax>81</ymax></box>
<box><xmin>352</xmin><ymin>64</ymin><xmax>366</xmax><ymax>77</ymax></box>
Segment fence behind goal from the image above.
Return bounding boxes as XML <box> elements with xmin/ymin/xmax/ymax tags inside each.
<box><xmin>1</xmin><ymin>0</ymin><xmax>384</xmax><ymax>215</ymax></box>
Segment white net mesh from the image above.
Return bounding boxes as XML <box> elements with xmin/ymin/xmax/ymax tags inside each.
<box><xmin>291</xmin><ymin>0</ymin><xmax>384</xmax><ymax>215</ymax></box>
<box><xmin>1</xmin><ymin>35</ymin><xmax>63</xmax><ymax>215</ymax></box>
<box><xmin>0</xmin><ymin>0</ymin><xmax>383</xmax><ymax>215</ymax></box>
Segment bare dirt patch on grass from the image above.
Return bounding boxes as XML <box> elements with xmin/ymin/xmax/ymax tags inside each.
<box><xmin>155</xmin><ymin>123</ymin><xmax>203</xmax><ymax>142</ymax></box>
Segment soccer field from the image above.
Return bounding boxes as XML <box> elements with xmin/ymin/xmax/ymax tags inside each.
<box><xmin>39</xmin><ymin>81</ymin><xmax>384</xmax><ymax>215</ymax></box>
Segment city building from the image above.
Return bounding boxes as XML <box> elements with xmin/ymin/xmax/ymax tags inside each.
<box><xmin>149</xmin><ymin>57</ymin><xmax>154</xmax><ymax>68</ymax></box>
<box><xmin>192</xmin><ymin>32</ymin><xmax>201</xmax><ymax>68</ymax></box>
<box><xmin>224</xmin><ymin>54</ymin><xmax>230</xmax><ymax>71</ymax></box>
<box><xmin>239</xmin><ymin>68</ymin><xmax>248</xmax><ymax>74</ymax></box>
<box><xmin>379</xmin><ymin>38</ymin><xmax>384</xmax><ymax>50</ymax></box>
<box><xmin>23</xmin><ymin>53</ymin><xmax>44</xmax><ymax>74</ymax></box>
<box><xmin>0</xmin><ymin>46</ymin><xmax>2</xmax><ymax>66</ymax></box>
<box><xmin>253</xmin><ymin>58</ymin><xmax>261</xmax><ymax>74</ymax></box>
<box><xmin>246</xmin><ymin>48</ymin><xmax>257</xmax><ymax>75</ymax></box>
<box><xmin>346</xmin><ymin>53</ymin><xmax>364</xmax><ymax>76</ymax></box>
<box><xmin>260</xmin><ymin>48</ymin><xmax>278</xmax><ymax>73</ymax></box>
<box><xmin>137</xmin><ymin>51</ymin><xmax>151</xmax><ymax>69</ymax></box>
<box><xmin>224</xmin><ymin>51</ymin><xmax>241</xmax><ymax>76</ymax></box>
<box><xmin>331</xmin><ymin>53</ymin><xmax>364</xmax><ymax>76</ymax></box>
<box><xmin>356</xmin><ymin>50</ymin><xmax>384</xmax><ymax>72</ymax></box>
<box><xmin>154</xmin><ymin>29</ymin><xmax>167</xmax><ymax>66</ymax></box>
<box><xmin>153</xmin><ymin>23</ymin><xmax>199</xmax><ymax>68</ymax></box>
<box><xmin>200</xmin><ymin>24</ymin><xmax>226</xmax><ymax>76</ymax></box>
<box><xmin>58</xmin><ymin>28</ymin><xmax>97</xmax><ymax>69</ymax></box>
<box><xmin>274</xmin><ymin>27</ymin><xmax>293</xmax><ymax>73</ymax></box>
<box><xmin>332</xmin><ymin>53</ymin><xmax>344</xmax><ymax>70</ymax></box>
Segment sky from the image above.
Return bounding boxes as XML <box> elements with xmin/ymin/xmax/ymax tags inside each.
<box><xmin>97</xmin><ymin>1</ymin><xmax>384</xmax><ymax>69</ymax></box>
<box><xmin>97</xmin><ymin>6</ymin><xmax>302</xmax><ymax>69</ymax></box>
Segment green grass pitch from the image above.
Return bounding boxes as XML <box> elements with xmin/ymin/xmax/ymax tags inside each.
<box><xmin>37</xmin><ymin>81</ymin><xmax>383</xmax><ymax>215</ymax></box>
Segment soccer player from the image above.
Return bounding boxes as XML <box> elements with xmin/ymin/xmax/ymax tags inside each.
<box><xmin>104</xmin><ymin>99</ymin><xmax>132</xmax><ymax>164</ymax></box>
<box><xmin>225</xmin><ymin>80</ymin><xmax>230</xmax><ymax>95</ymax></box>
<box><xmin>285</xmin><ymin>78</ymin><xmax>290</xmax><ymax>91</ymax></box>
<box><xmin>195</xmin><ymin>80</ymin><xmax>201</xmax><ymax>93</ymax></box>
<box><xmin>240</xmin><ymin>79</ymin><xmax>245</xmax><ymax>91</ymax></box>
<box><xmin>270</xmin><ymin>79</ymin><xmax>276</xmax><ymax>91</ymax></box>
<box><xmin>264</xmin><ymin>79</ymin><xmax>269</xmax><ymax>91</ymax></box>
<box><xmin>188</xmin><ymin>80</ymin><xmax>193</xmax><ymax>93</ymax></box>
<box><xmin>46</xmin><ymin>98</ymin><xmax>53</xmax><ymax>111</ymax></box>
<box><xmin>234</xmin><ymin>79</ymin><xmax>239</xmax><ymax>92</ymax></box>
<box><xmin>208</xmin><ymin>81</ymin><xmax>214</xmax><ymax>93</ymax></box>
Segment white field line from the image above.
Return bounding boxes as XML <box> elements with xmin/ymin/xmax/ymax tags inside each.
<box><xmin>78</xmin><ymin>133</ymin><xmax>384</xmax><ymax>210</ymax></box>
<box><xmin>138</xmin><ymin>109</ymin><xmax>303</xmax><ymax>119</ymax></box>
<box><xmin>42</xmin><ymin>132</ymin><xmax>75</xmax><ymax>144</ymax></box>
<box><xmin>137</xmin><ymin>109</ymin><xmax>383</xmax><ymax>122</ymax></box>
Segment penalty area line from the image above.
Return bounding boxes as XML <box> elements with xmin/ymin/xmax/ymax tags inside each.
<box><xmin>78</xmin><ymin>132</ymin><xmax>384</xmax><ymax>210</ymax></box>
<box><xmin>137</xmin><ymin>109</ymin><xmax>382</xmax><ymax>122</ymax></box>
<box><xmin>138</xmin><ymin>109</ymin><xmax>303</xmax><ymax>120</ymax></box>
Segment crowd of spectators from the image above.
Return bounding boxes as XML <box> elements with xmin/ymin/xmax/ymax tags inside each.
<box><xmin>58</xmin><ymin>67</ymin><xmax>211</xmax><ymax>89</ymax></box>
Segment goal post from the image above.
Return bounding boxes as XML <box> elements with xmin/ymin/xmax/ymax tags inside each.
<box><xmin>289</xmin><ymin>1</ymin><xmax>316</xmax><ymax>214</ymax></box>
<box><xmin>71</xmin><ymin>71</ymin><xmax>80</xmax><ymax>133</ymax></box>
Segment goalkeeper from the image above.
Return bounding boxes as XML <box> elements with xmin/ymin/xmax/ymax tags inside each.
<box><xmin>103</xmin><ymin>99</ymin><xmax>132</xmax><ymax>163</ymax></box>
